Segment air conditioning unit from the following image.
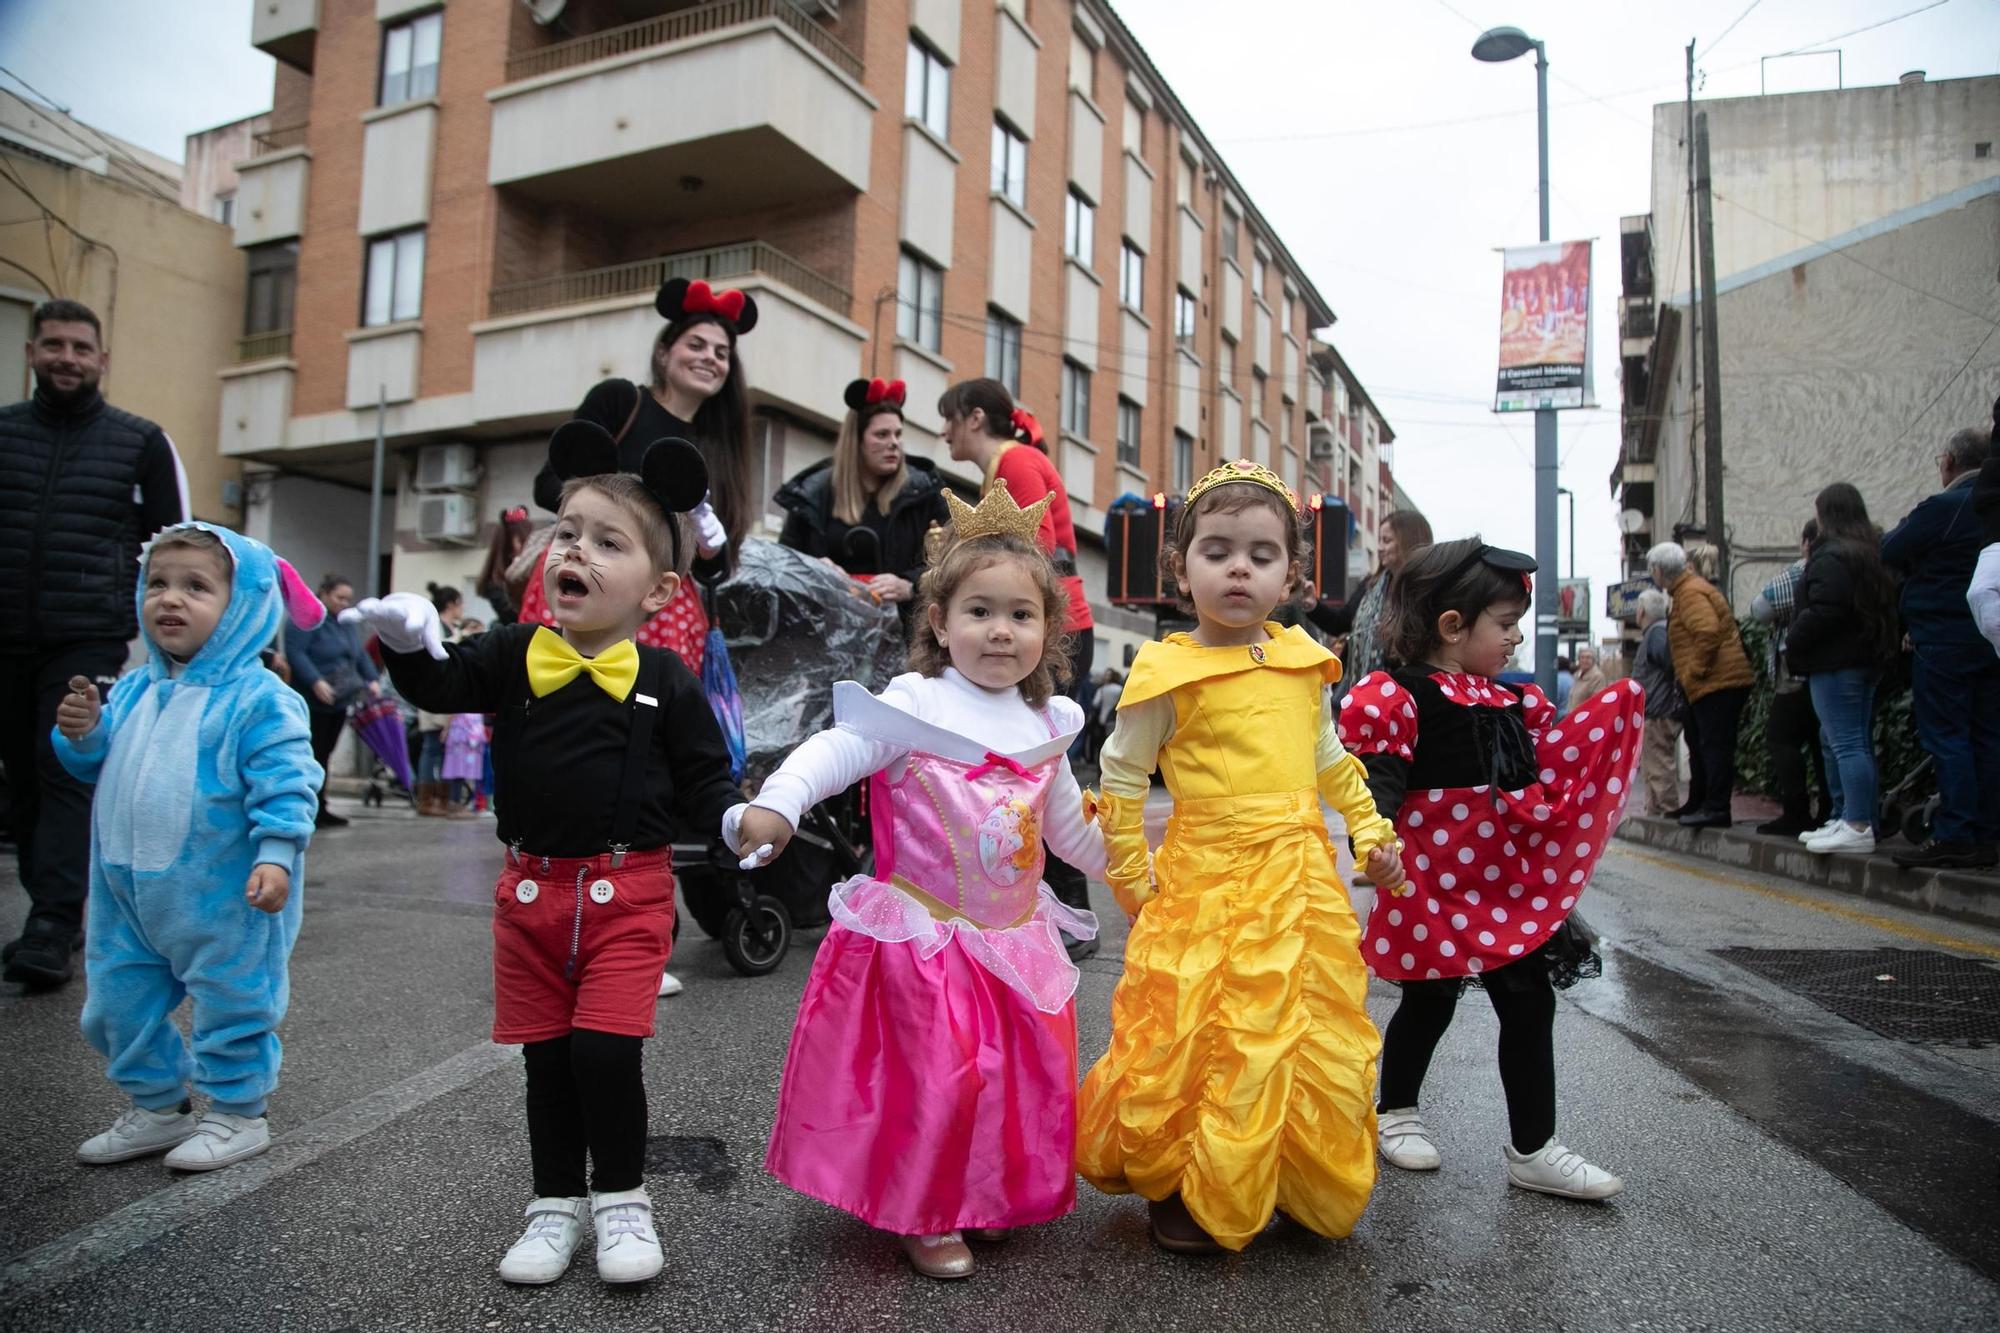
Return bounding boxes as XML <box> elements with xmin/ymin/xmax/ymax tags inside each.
<box><xmin>416</xmin><ymin>493</ymin><xmax>480</xmax><ymax>545</ymax></box>
<box><xmin>415</xmin><ymin>442</ymin><xmax>479</xmax><ymax>492</ymax></box>
<box><xmin>1307</xmin><ymin>425</ymin><xmax>1336</xmax><ymax>461</ymax></box>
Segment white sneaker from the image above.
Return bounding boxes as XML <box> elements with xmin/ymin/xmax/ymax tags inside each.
<box><xmin>657</xmin><ymin>970</ymin><xmax>683</xmax><ymax>998</ymax></box>
<box><xmin>1377</xmin><ymin>1108</ymin><xmax>1442</xmax><ymax>1171</ymax></box>
<box><xmin>77</xmin><ymin>1104</ymin><xmax>198</xmax><ymax>1164</ymax></box>
<box><xmin>592</xmin><ymin>1186</ymin><xmax>663</xmax><ymax>1283</ymax></box>
<box><xmin>1504</xmin><ymin>1138</ymin><xmax>1624</xmax><ymax>1200</ymax></box>
<box><xmin>1798</xmin><ymin>818</ymin><xmax>1842</xmax><ymax>845</ymax></box>
<box><xmin>163</xmin><ymin>1111</ymin><xmax>270</xmax><ymax>1172</ymax></box>
<box><xmin>496</xmin><ymin>1196</ymin><xmax>589</xmax><ymax>1285</ymax></box>
<box><xmin>1804</xmin><ymin>822</ymin><xmax>1875</xmax><ymax>855</ymax></box>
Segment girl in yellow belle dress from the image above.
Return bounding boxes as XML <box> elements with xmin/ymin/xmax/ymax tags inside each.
<box><xmin>1077</xmin><ymin>460</ymin><xmax>1404</xmax><ymax>1254</ymax></box>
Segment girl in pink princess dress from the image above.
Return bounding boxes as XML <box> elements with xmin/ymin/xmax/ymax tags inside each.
<box><xmin>1337</xmin><ymin>537</ymin><xmax>1642</xmax><ymax>1202</ymax></box>
<box><xmin>728</xmin><ymin>486</ymin><xmax>1105</xmax><ymax>1281</ymax></box>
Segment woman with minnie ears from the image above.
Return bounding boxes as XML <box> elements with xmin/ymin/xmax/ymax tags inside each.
<box><xmin>774</xmin><ymin>377</ymin><xmax>950</xmax><ymax>621</ymax></box>
<box><xmin>519</xmin><ymin>277</ymin><xmax>757</xmax><ymax>676</ymax></box>
<box><xmin>938</xmin><ymin>378</ymin><xmax>1099</xmax><ymax>956</ymax></box>
<box><xmin>1338</xmin><ymin>536</ymin><xmax>1640</xmax><ymax>1201</ymax></box>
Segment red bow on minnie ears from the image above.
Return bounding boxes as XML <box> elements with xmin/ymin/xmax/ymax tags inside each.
<box><xmin>1010</xmin><ymin>407</ymin><xmax>1045</xmax><ymax>449</ymax></box>
<box><xmin>683</xmin><ymin>280</ymin><xmax>747</xmax><ymax>323</ymax></box>
<box><xmin>865</xmin><ymin>378</ymin><xmax>906</xmax><ymax>406</ymax></box>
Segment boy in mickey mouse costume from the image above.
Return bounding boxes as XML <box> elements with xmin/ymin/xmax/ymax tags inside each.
<box><xmin>345</xmin><ymin>426</ymin><xmax>740</xmax><ymax>1287</ymax></box>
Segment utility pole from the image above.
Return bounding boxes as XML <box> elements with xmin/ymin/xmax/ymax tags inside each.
<box><xmin>1684</xmin><ymin>40</ymin><xmax>1700</xmax><ymax>539</ymax></box>
<box><xmin>1694</xmin><ymin>112</ymin><xmax>1727</xmax><ymax>592</ymax></box>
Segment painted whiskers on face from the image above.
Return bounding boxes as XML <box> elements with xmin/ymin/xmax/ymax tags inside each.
<box><xmin>545</xmin><ymin>487</ymin><xmax>679</xmax><ymax>657</ymax></box>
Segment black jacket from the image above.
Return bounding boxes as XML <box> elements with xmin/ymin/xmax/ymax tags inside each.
<box><xmin>1786</xmin><ymin>541</ymin><xmax>1892</xmax><ymax>677</ymax></box>
<box><xmin>774</xmin><ymin>456</ymin><xmax>950</xmax><ymax>589</ymax></box>
<box><xmin>1881</xmin><ymin>474</ymin><xmax>1986</xmax><ymax>646</ymax></box>
<box><xmin>1975</xmin><ymin>452</ymin><xmax>2000</xmax><ymax>545</ymax></box>
<box><xmin>0</xmin><ymin>386</ymin><xmax>187</xmax><ymax>647</ymax></box>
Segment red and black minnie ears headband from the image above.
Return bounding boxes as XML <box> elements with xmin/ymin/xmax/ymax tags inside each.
<box><xmin>657</xmin><ymin>278</ymin><xmax>759</xmax><ymax>337</ymax></box>
<box><xmin>844</xmin><ymin>377</ymin><xmax>907</xmax><ymax>413</ymax></box>
<box><xmin>547</xmin><ymin>420</ymin><xmax>709</xmax><ymax>565</ymax></box>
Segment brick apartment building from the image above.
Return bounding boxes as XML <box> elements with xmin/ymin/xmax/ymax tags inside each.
<box><xmin>219</xmin><ymin>0</ymin><xmax>1401</xmax><ymax>654</ymax></box>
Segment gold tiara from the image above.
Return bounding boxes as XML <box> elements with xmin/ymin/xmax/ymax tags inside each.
<box><xmin>924</xmin><ymin>478</ymin><xmax>1053</xmax><ymax>566</ymax></box>
<box><xmin>1183</xmin><ymin>458</ymin><xmax>1300</xmax><ymax>513</ymax></box>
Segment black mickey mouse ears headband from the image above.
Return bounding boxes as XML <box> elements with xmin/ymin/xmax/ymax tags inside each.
<box><xmin>656</xmin><ymin>277</ymin><xmax>759</xmax><ymax>337</ymax></box>
<box><xmin>1442</xmin><ymin>543</ymin><xmax>1537</xmax><ymax>598</ymax></box>
<box><xmin>548</xmin><ymin>420</ymin><xmax>709</xmax><ymax>566</ymax></box>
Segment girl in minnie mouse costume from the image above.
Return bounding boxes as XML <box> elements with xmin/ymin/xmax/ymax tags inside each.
<box><xmin>1336</xmin><ymin>536</ymin><xmax>1641</xmax><ymax>1201</ymax></box>
<box><xmin>344</xmin><ymin>427</ymin><xmax>742</xmax><ymax>1287</ymax></box>
<box><xmin>773</xmin><ymin>377</ymin><xmax>951</xmax><ymax>627</ymax></box>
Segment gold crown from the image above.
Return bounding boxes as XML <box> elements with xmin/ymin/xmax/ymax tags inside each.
<box><xmin>1183</xmin><ymin>458</ymin><xmax>1300</xmax><ymax>513</ymax></box>
<box><xmin>947</xmin><ymin>477</ymin><xmax>1051</xmax><ymax>541</ymax></box>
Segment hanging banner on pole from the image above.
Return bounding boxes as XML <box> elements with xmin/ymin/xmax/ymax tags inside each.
<box><xmin>1493</xmin><ymin>240</ymin><xmax>1594</xmax><ymax>412</ymax></box>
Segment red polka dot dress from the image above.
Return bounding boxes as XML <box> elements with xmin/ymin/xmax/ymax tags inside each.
<box><xmin>1337</xmin><ymin>668</ymin><xmax>1644</xmax><ymax>983</ymax></box>
<box><xmin>516</xmin><ymin>545</ymin><xmax>708</xmax><ymax>676</ymax></box>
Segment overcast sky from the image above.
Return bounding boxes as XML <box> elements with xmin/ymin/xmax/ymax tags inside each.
<box><xmin>3</xmin><ymin>0</ymin><xmax>1996</xmax><ymax>643</ymax></box>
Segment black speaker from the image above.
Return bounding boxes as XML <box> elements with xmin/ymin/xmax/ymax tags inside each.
<box><xmin>1104</xmin><ymin>496</ymin><xmax>1179</xmax><ymax>606</ymax></box>
<box><xmin>1305</xmin><ymin>493</ymin><xmax>1352</xmax><ymax>608</ymax></box>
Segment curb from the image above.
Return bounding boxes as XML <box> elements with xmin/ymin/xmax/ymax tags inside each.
<box><xmin>1614</xmin><ymin>815</ymin><xmax>2000</xmax><ymax>930</ymax></box>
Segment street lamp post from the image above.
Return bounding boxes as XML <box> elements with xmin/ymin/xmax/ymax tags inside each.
<box><xmin>1556</xmin><ymin>484</ymin><xmax>1575</xmax><ymax>578</ymax></box>
<box><xmin>1473</xmin><ymin>24</ymin><xmax>1558</xmax><ymax>697</ymax></box>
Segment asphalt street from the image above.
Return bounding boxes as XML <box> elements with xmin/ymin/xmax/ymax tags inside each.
<box><xmin>2</xmin><ymin>795</ymin><xmax>1997</xmax><ymax>1332</ymax></box>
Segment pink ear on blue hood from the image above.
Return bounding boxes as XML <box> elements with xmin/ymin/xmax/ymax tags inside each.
<box><xmin>278</xmin><ymin>558</ymin><xmax>326</xmax><ymax>629</ymax></box>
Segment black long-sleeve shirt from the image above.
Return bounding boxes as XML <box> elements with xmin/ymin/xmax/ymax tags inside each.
<box><xmin>380</xmin><ymin>623</ymin><xmax>740</xmax><ymax>857</ymax></box>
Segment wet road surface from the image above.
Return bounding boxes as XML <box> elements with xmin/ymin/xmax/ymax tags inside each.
<box><xmin>1</xmin><ymin>802</ymin><xmax>1996</xmax><ymax>1330</ymax></box>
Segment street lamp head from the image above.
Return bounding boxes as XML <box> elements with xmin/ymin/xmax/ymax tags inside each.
<box><xmin>1471</xmin><ymin>25</ymin><xmax>1538</xmax><ymax>63</ymax></box>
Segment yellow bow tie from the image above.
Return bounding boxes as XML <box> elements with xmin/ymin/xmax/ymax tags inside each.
<box><xmin>525</xmin><ymin>626</ymin><xmax>639</xmax><ymax>701</ymax></box>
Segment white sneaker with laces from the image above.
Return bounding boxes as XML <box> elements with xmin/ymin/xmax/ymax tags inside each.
<box><xmin>657</xmin><ymin>970</ymin><xmax>683</xmax><ymax>998</ymax></box>
<box><xmin>1504</xmin><ymin>1138</ymin><xmax>1624</xmax><ymax>1200</ymax></box>
<box><xmin>77</xmin><ymin>1104</ymin><xmax>199</xmax><ymax>1164</ymax></box>
<box><xmin>162</xmin><ymin>1112</ymin><xmax>270</xmax><ymax>1171</ymax></box>
<box><xmin>1798</xmin><ymin>818</ymin><xmax>1842</xmax><ymax>845</ymax></box>
<box><xmin>592</xmin><ymin>1185</ymin><xmax>664</xmax><ymax>1283</ymax></box>
<box><xmin>496</xmin><ymin>1196</ymin><xmax>589</xmax><ymax>1285</ymax></box>
<box><xmin>1377</xmin><ymin>1108</ymin><xmax>1442</xmax><ymax>1171</ymax></box>
<box><xmin>1804</xmin><ymin>822</ymin><xmax>1875</xmax><ymax>855</ymax></box>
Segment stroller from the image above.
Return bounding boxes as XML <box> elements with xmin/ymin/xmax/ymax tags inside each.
<box><xmin>671</xmin><ymin>540</ymin><xmax>903</xmax><ymax>975</ymax></box>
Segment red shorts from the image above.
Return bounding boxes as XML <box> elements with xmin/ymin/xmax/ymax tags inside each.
<box><xmin>491</xmin><ymin>847</ymin><xmax>676</xmax><ymax>1044</ymax></box>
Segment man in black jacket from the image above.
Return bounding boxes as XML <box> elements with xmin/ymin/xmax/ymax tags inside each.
<box><xmin>0</xmin><ymin>299</ymin><xmax>187</xmax><ymax>988</ymax></box>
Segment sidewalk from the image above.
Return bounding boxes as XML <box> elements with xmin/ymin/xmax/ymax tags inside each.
<box><xmin>1614</xmin><ymin>791</ymin><xmax>2000</xmax><ymax>930</ymax></box>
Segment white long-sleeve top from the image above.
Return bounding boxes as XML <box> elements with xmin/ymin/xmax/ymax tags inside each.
<box><xmin>731</xmin><ymin>669</ymin><xmax>1107</xmax><ymax>878</ymax></box>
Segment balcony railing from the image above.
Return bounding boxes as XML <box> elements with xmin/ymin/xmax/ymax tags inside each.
<box><xmin>252</xmin><ymin>123</ymin><xmax>308</xmax><ymax>155</ymax></box>
<box><xmin>488</xmin><ymin>242</ymin><xmax>852</xmax><ymax>321</ymax></box>
<box><xmin>504</xmin><ymin>0</ymin><xmax>862</xmax><ymax>84</ymax></box>
<box><xmin>235</xmin><ymin>330</ymin><xmax>293</xmax><ymax>362</ymax></box>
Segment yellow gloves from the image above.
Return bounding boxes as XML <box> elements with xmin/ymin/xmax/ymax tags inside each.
<box><xmin>1317</xmin><ymin>750</ymin><xmax>1396</xmax><ymax>861</ymax></box>
<box><xmin>1093</xmin><ymin>788</ymin><xmax>1155</xmax><ymax>917</ymax></box>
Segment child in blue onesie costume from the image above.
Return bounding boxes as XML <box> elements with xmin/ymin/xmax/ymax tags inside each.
<box><xmin>53</xmin><ymin>522</ymin><xmax>326</xmax><ymax>1173</ymax></box>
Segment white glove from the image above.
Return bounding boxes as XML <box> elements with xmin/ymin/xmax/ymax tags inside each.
<box><xmin>690</xmin><ymin>497</ymin><xmax>727</xmax><ymax>559</ymax></box>
<box><xmin>338</xmin><ymin>593</ymin><xmax>447</xmax><ymax>660</ymax></box>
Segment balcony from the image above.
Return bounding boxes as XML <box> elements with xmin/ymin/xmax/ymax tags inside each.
<box><xmin>217</xmin><ymin>357</ymin><xmax>296</xmax><ymax>460</ymax></box>
<box><xmin>236</xmin><ymin>331</ymin><xmax>293</xmax><ymax>363</ymax></box>
<box><xmin>250</xmin><ymin>0</ymin><xmax>317</xmax><ymax>73</ymax></box>
<box><xmin>232</xmin><ymin>143</ymin><xmax>309</xmax><ymax>248</ymax></box>
<box><xmin>472</xmin><ymin>242</ymin><xmax>863</xmax><ymax>431</ymax></box>
<box><xmin>487</xmin><ymin>0</ymin><xmax>874</xmax><ymax>223</ymax></box>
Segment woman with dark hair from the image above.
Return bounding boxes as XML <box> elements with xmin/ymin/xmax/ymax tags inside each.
<box><xmin>519</xmin><ymin>278</ymin><xmax>757</xmax><ymax>673</ymax></box>
<box><xmin>938</xmin><ymin>377</ymin><xmax>1098</xmax><ymax>957</ymax></box>
<box><xmin>285</xmin><ymin>573</ymin><xmax>379</xmax><ymax>829</ymax></box>
<box><xmin>775</xmin><ymin>378</ymin><xmax>949</xmax><ymax>620</ymax></box>
<box><xmin>478</xmin><ymin>507</ymin><xmax>535</xmax><ymax>626</ymax></box>
<box><xmin>1785</xmin><ymin>482</ymin><xmax>1900</xmax><ymax>855</ymax></box>
<box><xmin>1310</xmin><ymin>509</ymin><xmax>1434</xmax><ymax>678</ymax></box>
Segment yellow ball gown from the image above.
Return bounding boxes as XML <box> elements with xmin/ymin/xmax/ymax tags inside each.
<box><xmin>1075</xmin><ymin>624</ymin><xmax>1396</xmax><ymax>1251</ymax></box>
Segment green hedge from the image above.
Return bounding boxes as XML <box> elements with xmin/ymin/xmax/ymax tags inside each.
<box><xmin>1730</xmin><ymin>618</ymin><xmax>1926</xmax><ymax>801</ymax></box>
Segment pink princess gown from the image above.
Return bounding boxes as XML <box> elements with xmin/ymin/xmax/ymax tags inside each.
<box><xmin>756</xmin><ymin>672</ymin><xmax>1103</xmax><ymax>1235</ymax></box>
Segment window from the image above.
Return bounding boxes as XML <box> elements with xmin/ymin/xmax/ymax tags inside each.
<box><xmin>991</xmin><ymin>119</ymin><xmax>1027</xmax><ymax>207</ymax></box>
<box><xmin>379</xmin><ymin>10</ymin><xmax>442</xmax><ymax>107</ymax></box>
<box><xmin>1253</xmin><ymin>367</ymin><xmax>1268</xmax><ymax>414</ymax></box>
<box><xmin>362</xmin><ymin>228</ymin><xmax>424</xmax><ymax>327</ymax></box>
<box><xmin>1123</xmin><ymin>97</ymin><xmax>1145</xmax><ymax>155</ymax></box>
<box><xmin>1220</xmin><ymin>206</ymin><xmax>1239</xmax><ymax>262</ymax></box>
<box><xmin>1069</xmin><ymin>29</ymin><xmax>1096</xmax><ymax>99</ymax></box>
<box><xmin>1119</xmin><ymin>240</ymin><xmax>1144</xmax><ymax>311</ymax></box>
<box><xmin>1219</xmin><ymin>335</ymin><xmax>1235</xmax><ymax>386</ymax></box>
<box><xmin>1174</xmin><ymin>287</ymin><xmax>1196</xmax><ymax>344</ymax></box>
<box><xmin>215</xmin><ymin>194</ymin><xmax>236</xmax><ymax>226</ymax></box>
<box><xmin>1061</xmin><ymin>360</ymin><xmax>1091</xmax><ymax>439</ymax></box>
<box><xmin>1173</xmin><ymin>429</ymin><xmax>1195</xmax><ymax>492</ymax></box>
<box><xmin>905</xmin><ymin>36</ymin><xmax>951</xmax><ymax>139</ymax></box>
<box><xmin>896</xmin><ymin>248</ymin><xmax>943</xmax><ymax>352</ymax></box>
<box><xmin>1252</xmin><ymin>250</ymin><xmax>1267</xmax><ymax>299</ymax></box>
<box><xmin>1116</xmin><ymin>397</ymin><xmax>1141</xmax><ymax>468</ymax></box>
<box><xmin>245</xmin><ymin>241</ymin><xmax>298</xmax><ymax>335</ymax></box>
<box><xmin>985</xmin><ymin>309</ymin><xmax>1022</xmax><ymax>396</ymax></box>
<box><xmin>1064</xmin><ymin>188</ymin><xmax>1095</xmax><ymax>264</ymax></box>
<box><xmin>1176</xmin><ymin>153</ymin><xmax>1195</xmax><ymax>208</ymax></box>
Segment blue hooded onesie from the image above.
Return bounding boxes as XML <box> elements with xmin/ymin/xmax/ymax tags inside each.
<box><xmin>53</xmin><ymin>523</ymin><xmax>323</xmax><ymax>1117</ymax></box>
